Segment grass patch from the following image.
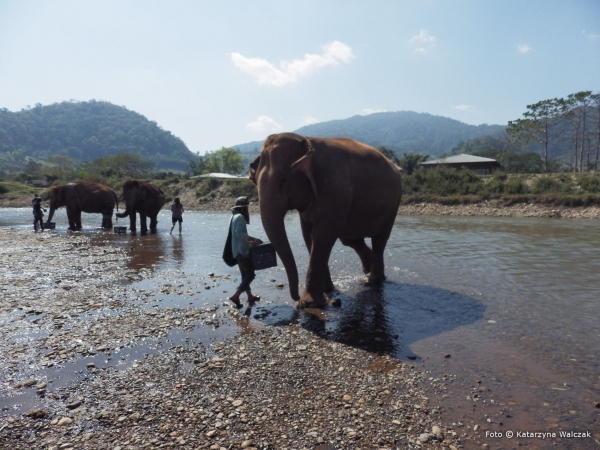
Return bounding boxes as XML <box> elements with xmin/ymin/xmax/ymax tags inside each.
<box><xmin>0</xmin><ymin>181</ymin><xmax>39</xmax><ymax>196</ymax></box>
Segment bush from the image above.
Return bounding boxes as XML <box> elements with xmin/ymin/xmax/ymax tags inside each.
<box><xmin>225</xmin><ymin>179</ymin><xmax>257</xmax><ymax>199</ymax></box>
<box><xmin>505</xmin><ymin>177</ymin><xmax>528</xmax><ymax>195</ymax></box>
<box><xmin>531</xmin><ymin>175</ymin><xmax>572</xmax><ymax>194</ymax></box>
<box><xmin>578</xmin><ymin>174</ymin><xmax>600</xmax><ymax>193</ymax></box>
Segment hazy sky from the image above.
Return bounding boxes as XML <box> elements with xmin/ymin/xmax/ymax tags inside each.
<box><xmin>1</xmin><ymin>1</ymin><xmax>599</xmax><ymax>154</ymax></box>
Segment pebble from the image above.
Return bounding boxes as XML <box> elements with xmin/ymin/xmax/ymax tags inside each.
<box><xmin>57</xmin><ymin>417</ymin><xmax>73</xmax><ymax>426</ymax></box>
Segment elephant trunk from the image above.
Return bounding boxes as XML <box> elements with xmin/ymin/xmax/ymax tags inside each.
<box><xmin>46</xmin><ymin>203</ymin><xmax>57</xmax><ymax>222</ymax></box>
<box><xmin>259</xmin><ymin>194</ymin><xmax>300</xmax><ymax>301</ymax></box>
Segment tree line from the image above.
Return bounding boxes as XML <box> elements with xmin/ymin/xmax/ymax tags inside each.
<box><xmin>506</xmin><ymin>91</ymin><xmax>599</xmax><ymax>173</ymax></box>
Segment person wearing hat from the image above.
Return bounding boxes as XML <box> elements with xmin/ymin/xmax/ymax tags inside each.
<box><xmin>228</xmin><ymin>196</ymin><xmax>263</xmax><ymax>307</ymax></box>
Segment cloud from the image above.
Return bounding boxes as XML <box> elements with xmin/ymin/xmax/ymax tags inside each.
<box><xmin>517</xmin><ymin>44</ymin><xmax>533</xmax><ymax>54</ymax></box>
<box><xmin>245</xmin><ymin>116</ymin><xmax>283</xmax><ymax>132</ymax></box>
<box><xmin>409</xmin><ymin>30</ymin><xmax>436</xmax><ymax>53</ymax></box>
<box><xmin>453</xmin><ymin>104</ymin><xmax>477</xmax><ymax>113</ymax></box>
<box><xmin>231</xmin><ymin>41</ymin><xmax>355</xmax><ymax>87</ymax></box>
<box><xmin>301</xmin><ymin>115</ymin><xmax>319</xmax><ymax>126</ymax></box>
<box><xmin>362</xmin><ymin>108</ymin><xmax>388</xmax><ymax>115</ymax></box>
<box><xmin>586</xmin><ymin>32</ymin><xmax>600</xmax><ymax>41</ymax></box>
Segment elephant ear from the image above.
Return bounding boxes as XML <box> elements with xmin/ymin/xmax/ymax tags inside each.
<box><xmin>249</xmin><ymin>156</ymin><xmax>260</xmax><ymax>185</ymax></box>
<box><xmin>290</xmin><ymin>138</ymin><xmax>318</xmax><ymax>199</ymax></box>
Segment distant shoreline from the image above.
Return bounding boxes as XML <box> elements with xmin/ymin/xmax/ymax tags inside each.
<box><xmin>3</xmin><ymin>193</ymin><xmax>599</xmax><ymax>219</ymax></box>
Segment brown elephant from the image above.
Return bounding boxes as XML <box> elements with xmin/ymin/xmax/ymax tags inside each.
<box><xmin>116</xmin><ymin>180</ymin><xmax>166</xmax><ymax>233</ymax></box>
<box><xmin>249</xmin><ymin>132</ymin><xmax>402</xmax><ymax>308</ymax></box>
<box><xmin>46</xmin><ymin>182</ymin><xmax>118</xmax><ymax>231</ymax></box>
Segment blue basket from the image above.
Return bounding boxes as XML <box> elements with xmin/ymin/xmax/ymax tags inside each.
<box><xmin>114</xmin><ymin>226</ymin><xmax>128</xmax><ymax>234</ymax></box>
<box><xmin>250</xmin><ymin>243</ymin><xmax>277</xmax><ymax>270</ymax></box>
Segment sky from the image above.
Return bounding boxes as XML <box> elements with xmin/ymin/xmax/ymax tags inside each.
<box><xmin>1</xmin><ymin>0</ymin><xmax>599</xmax><ymax>154</ymax></box>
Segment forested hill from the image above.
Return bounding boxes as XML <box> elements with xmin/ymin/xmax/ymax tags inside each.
<box><xmin>233</xmin><ymin>111</ymin><xmax>506</xmax><ymax>157</ymax></box>
<box><xmin>0</xmin><ymin>101</ymin><xmax>194</xmax><ymax>171</ymax></box>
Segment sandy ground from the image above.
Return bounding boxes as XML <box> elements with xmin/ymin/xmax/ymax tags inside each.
<box><xmin>0</xmin><ymin>229</ymin><xmax>469</xmax><ymax>450</ymax></box>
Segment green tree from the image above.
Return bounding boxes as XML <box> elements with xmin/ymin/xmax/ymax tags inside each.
<box><xmin>188</xmin><ymin>154</ymin><xmax>205</xmax><ymax>176</ymax></box>
<box><xmin>560</xmin><ymin>91</ymin><xmax>594</xmax><ymax>172</ymax></box>
<box><xmin>397</xmin><ymin>153</ymin><xmax>429</xmax><ymax>175</ymax></box>
<box><xmin>507</xmin><ymin>98</ymin><xmax>561</xmax><ymax>173</ymax></box>
<box><xmin>376</xmin><ymin>146</ymin><xmax>401</xmax><ymax>165</ymax></box>
<box><xmin>43</xmin><ymin>155</ymin><xmax>76</xmax><ymax>181</ymax></box>
<box><xmin>203</xmin><ymin>147</ymin><xmax>244</xmax><ymax>174</ymax></box>
<box><xmin>81</xmin><ymin>153</ymin><xmax>154</xmax><ymax>178</ymax></box>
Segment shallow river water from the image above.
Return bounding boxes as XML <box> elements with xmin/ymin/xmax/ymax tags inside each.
<box><xmin>2</xmin><ymin>208</ymin><xmax>599</xmax><ymax>443</ymax></box>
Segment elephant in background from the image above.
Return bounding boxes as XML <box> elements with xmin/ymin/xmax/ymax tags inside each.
<box><xmin>46</xmin><ymin>182</ymin><xmax>118</xmax><ymax>231</ymax></box>
<box><xmin>116</xmin><ymin>180</ymin><xmax>166</xmax><ymax>233</ymax></box>
<box><xmin>249</xmin><ymin>132</ymin><xmax>402</xmax><ymax>308</ymax></box>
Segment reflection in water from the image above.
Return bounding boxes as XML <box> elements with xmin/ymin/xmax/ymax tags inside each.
<box><xmin>171</xmin><ymin>235</ymin><xmax>184</xmax><ymax>265</ymax></box>
<box><xmin>127</xmin><ymin>233</ymin><xmax>166</xmax><ymax>270</ymax></box>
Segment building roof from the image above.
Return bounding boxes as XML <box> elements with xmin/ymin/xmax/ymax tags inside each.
<box><xmin>190</xmin><ymin>173</ymin><xmax>246</xmax><ymax>179</ymax></box>
<box><xmin>419</xmin><ymin>154</ymin><xmax>499</xmax><ymax>165</ymax></box>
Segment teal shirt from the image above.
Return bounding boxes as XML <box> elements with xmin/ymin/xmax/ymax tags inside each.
<box><xmin>231</xmin><ymin>213</ymin><xmax>250</xmax><ymax>258</ymax></box>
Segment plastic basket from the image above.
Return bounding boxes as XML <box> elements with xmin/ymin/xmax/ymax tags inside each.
<box><xmin>250</xmin><ymin>243</ymin><xmax>277</xmax><ymax>270</ymax></box>
<box><xmin>114</xmin><ymin>226</ymin><xmax>128</xmax><ymax>234</ymax></box>
<box><xmin>43</xmin><ymin>222</ymin><xmax>55</xmax><ymax>229</ymax></box>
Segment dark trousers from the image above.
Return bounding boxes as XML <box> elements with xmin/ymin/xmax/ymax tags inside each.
<box><xmin>33</xmin><ymin>214</ymin><xmax>44</xmax><ymax>230</ymax></box>
<box><xmin>236</xmin><ymin>255</ymin><xmax>256</xmax><ymax>291</ymax></box>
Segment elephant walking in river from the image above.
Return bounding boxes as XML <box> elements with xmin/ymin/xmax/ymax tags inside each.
<box><xmin>46</xmin><ymin>182</ymin><xmax>119</xmax><ymax>231</ymax></box>
<box><xmin>249</xmin><ymin>132</ymin><xmax>402</xmax><ymax>308</ymax></box>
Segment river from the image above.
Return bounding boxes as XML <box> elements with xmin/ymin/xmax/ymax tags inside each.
<box><xmin>2</xmin><ymin>207</ymin><xmax>599</xmax><ymax>443</ymax></box>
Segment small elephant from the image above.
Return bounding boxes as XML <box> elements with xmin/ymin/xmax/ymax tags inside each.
<box><xmin>249</xmin><ymin>132</ymin><xmax>402</xmax><ymax>308</ymax></box>
<box><xmin>116</xmin><ymin>180</ymin><xmax>166</xmax><ymax>233</ymax></box>
<box><xmin>46</xmin><ymin>182</ymin><xmax>119</xmax><ymax>231</ymax></box>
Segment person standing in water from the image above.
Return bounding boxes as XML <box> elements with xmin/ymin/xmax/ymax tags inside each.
<box><xmin>169</xmin><ymin>197</ymin><xmax>184</xmax><ymax>235</ymax></box>
<box><xmin>228</xmin><ymin>196</ymin><xmax>262</xmax><ymax>307</ymax></box>
<box><xmin>32</xmin><ymin>195</ymin><xmax>45</xmax><ymax>231</ymax></box>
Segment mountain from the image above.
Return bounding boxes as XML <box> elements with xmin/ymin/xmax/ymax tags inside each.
<box><xmin>233</xmin><ymin>111</ymin><xmax>506</xmax><ymax>158</ymax></box>
<box><xmin>0</xmin><ymin>100</ymin><xmax>194</xmax><ymax>171</ymax></box>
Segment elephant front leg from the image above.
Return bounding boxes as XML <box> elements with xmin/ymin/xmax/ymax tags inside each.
<box><xmin>340</xmin><ymin>238</ymin><xmax>373</xmax><ymax>275</ymax></box>
<box><xmin>75</xmin><ymin>210</ymin><xmax>83</xmax><ymax>230</ymax></box>
<box><xmin>129</xmin><ymin>213</ymin><xmax>137</xmax><ymax>233</ymax></box>
<box><xmin>299</xmin><ymin>233</ymin><xmax>338</xmax><ymax>308</ymax></box>
<box><xmin>66</xmin><ymin>207</ymin><xmax>77</xmax><ymax>231</ymax></box>
<box><xmin>300</xmin><ymin>219</ymin><xmax>333</xmax><ymax>292</ymax></box>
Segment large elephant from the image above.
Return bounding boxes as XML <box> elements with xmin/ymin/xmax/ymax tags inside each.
<box><xmin>249</xmin><ymin>133</ymin><xmax>403</xmax><ymax>308</ymax></box>
<box><xmin>46</xmin><ymin>182</ymin><xmax>118</xmax><ymax>231</ymax></box>
<box><xmin>116</xmin><ymin>180</ymin><xmax>166</xmax><ymax>233</ymax></box>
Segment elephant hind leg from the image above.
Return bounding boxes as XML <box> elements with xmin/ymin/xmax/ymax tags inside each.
<box><xmin>149</xmin><ymin>216</ymin><xmax>158</xmax><ymax>231</ymax></box>
<box><xmin>340</xmin><ymin>237</ymin><xmax>373</xmax><ymax>275</ymax></box>
<box><xmin>367</xmin><ymin>232</ymin><xmax>391</xmax><ymax>285</ymax></box>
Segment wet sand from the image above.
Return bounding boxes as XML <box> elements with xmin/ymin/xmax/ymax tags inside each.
<box><xmin>0</xmin><ymin>229</ymin><xmax>465</xmax><ymax>450</ymax></box>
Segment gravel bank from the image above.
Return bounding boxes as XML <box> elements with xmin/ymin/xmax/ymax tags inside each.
<box><xmin>399</xmin><ymin>201</ymin><xmax>600</xmax><ymax>219</ymax></box>
<box><xmin>1</xmin><ymin>229</ymin><xmax>465</xmax><ymax>450</ymax></box>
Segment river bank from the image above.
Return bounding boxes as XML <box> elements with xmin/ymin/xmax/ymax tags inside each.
<box><xmin>3</xmin><ymin>191</ymin><xmax>600</xmax><ymax>219</ymax></box>
<box><xmin>0</xmin><ymin>229</ymin><xmax>465</xmax><ymax>450</ymax></box>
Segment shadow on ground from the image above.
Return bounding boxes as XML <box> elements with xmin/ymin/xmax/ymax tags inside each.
<box><xmin>249</xmin><ymin>281</ymin><xmax>485</xmax><ymax>361</ymax></box>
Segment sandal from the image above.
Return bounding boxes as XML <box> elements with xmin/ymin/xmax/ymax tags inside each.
<box><xmin>229</xmin><ymin>297</ymin><xmax>242</xmax><ymax>308</ymax></box>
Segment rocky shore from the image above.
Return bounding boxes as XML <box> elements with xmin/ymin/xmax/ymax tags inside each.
<box><xmin>0</xmin><ymin>229</ymin><xmax>467</xmax><ymax>449</ymax></box>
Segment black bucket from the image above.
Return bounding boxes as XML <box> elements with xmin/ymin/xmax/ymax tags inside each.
<box><xmin>250</xmin><ymin>243</ymin><xmax>277</xmax><ymax>270</ymax></box>
<box><xmin>114</xmin><ymin>226</ymin><xmax>128</xmax><ymax>234</ymax></box>
<box><xmin>43</xmin><ymin>222</ymin><xmax>56</xmax><ymax>230</ymax></box>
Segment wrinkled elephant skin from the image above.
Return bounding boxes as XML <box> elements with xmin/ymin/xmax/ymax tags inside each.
<box><xmin>46</xmin><ymin>182</ymin><xmax>118</xmax><ymax>231</ymax></box>
<box><xmin>249</xmin><ymin>132</ymin><xmax>403</xmax><ymax>308</ymax></box>
<box><xmin>116</xmin><ymin>180</ymin><xmax>166</xmax><ymax>234</ymax></box>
